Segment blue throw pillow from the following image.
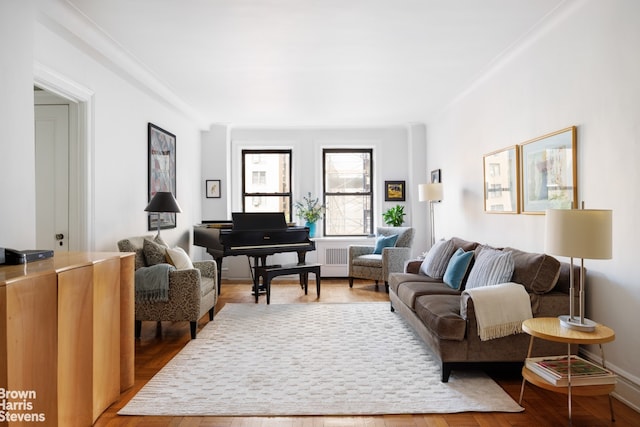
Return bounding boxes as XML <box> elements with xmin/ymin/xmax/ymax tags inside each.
<box><xmin>373</xmin><ymin>234</ymin><xmax>398</xmax><ymax>254</ymax></box>
<box><xmin>443</xmin><ymin>248</ymin><xmax>474</xmax><ymax>290</ymax></box>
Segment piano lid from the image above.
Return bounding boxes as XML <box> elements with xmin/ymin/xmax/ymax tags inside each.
<box><xmin>231</xmin><ymin>212</ymin><xmax>288</xmax><ymax>231</ymax></box>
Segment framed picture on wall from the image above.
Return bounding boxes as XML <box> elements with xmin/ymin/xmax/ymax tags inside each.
<box><xmin>206</xmin><ymin>180</ymin><xmax>221</xmax><ymax>198</ymax></box>
<box><xmin>385</xmin><ymin>181</ymin><xmax>405</xmax><ymax>201</ymax></box>
<box><xmin>520</xmin><ymin>126</ymin><xmax>577</xmax><ymax>214</ymax></box>
<box><xmin>483</xmin><ymin>146</ymin><xmax>519</xmax><ymax>213</ymax></box>
<box><xmin>148</xmin><ymin>123</ymin><xmax>177</xmax><ymax>231</ymax></box>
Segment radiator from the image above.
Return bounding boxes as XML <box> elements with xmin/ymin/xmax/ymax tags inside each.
<box><xmin>314</xmin><ymin>237</ymin><xmax>373</xmax><ymax>277</ymax></box>
<box><xmin>324</xmin><ymin>247</ymin><xmax>348</xmax><ymax>265</ymax></box>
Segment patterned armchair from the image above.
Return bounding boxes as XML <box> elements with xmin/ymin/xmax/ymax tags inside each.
<box><xmin>117</xmin><ymin>235</ymin><xmax>218</xmax><ymax>339</ymax></box>
<box><xmin>348</xmin><ymin>226</ymin><xmax>415</xmax><ymax>292</ymax></box>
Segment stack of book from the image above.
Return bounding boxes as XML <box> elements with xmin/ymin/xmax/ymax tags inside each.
<box><xmin>525</xmin><ymin>355</ymin><xmax>617</xmax><ymax>386</ymax></box>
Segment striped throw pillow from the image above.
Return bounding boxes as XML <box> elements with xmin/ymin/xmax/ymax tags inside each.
<box><xmin>419</xmin><ymin>239</ymin><xmax>456</xmax><ymax>279</ymax></box>
<box><xmin>465</xmin><ymin>246</ymin><xmax>514</xmax><ymax>289</ymax></box>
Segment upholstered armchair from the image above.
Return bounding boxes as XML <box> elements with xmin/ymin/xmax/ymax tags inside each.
<box><xmin>117</xmin><ymin>236</ymin><xmax>218</xmax><ymax>339</ymax></box>
<box><xmin>348</xmin><ymin>226</ymin><xmax>415</xmax><ymax>292</ymax></box>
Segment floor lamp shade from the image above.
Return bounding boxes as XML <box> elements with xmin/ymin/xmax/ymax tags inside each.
<box><xmin>145</xmin><ymin>191</ymin><xmax>182</xmax><ymax>214</ymax></box>
<box><xmin>419</xmin><ymin>183</ymin><xmax>444</xmax><ymax>248</ymax></box>
<box><xmin>544</xmin><ymin>208</ymin><xmax>612</xmax><ymax>331</ymax></box>
<box><xmin>418</xmin><ymin>183</ymin><xmax>443</xmax><ymax>202</ymax></box>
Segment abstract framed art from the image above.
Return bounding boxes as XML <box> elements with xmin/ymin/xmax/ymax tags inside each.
<box><xmin>483</xmin><ymin>146</ymin><xmax>519</xmax><ymax>213</ymax></box>
<box><xmin>520</xmin><ymin>126</ymin><xmax>577</xmax><ymax>214</ymax></box>
<box><xmin>148</xmin><ymin>123</ymin><xmax>177</xmax><ymax>230</ymax></box>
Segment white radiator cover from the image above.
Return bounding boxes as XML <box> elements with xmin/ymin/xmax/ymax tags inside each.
<box><xmin>313</xmin><ymin>237</ymin><xmax>374</xmax><ymax>277</ymax></box>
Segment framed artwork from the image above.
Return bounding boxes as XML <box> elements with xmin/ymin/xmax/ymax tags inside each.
<box><xmin>520</xmin><ymin>126</ymin><xmax>577</xmax><ymax>214</ymax></box>
<box><xmin>431</xmin><ymin>169</ymin><xmax>441</xmax><ymax>183</ymax></box>
<box><xmin>385</xmin><ymin>181</ymin><xmax>405</xmax><ymax>201</ymax></box>
<box><xmin>206</xmin><ymin>179</ymin><xmax>221</xmax><ymax>198</ymax></box>
<box><xmin>483</xmin><ymin>146</ymin><xmax>520</xmax><ymax>213</ymax></box>
<box><xmin>148</xmin><ymin>123</ymin><xmax>177</xmax><ymax>231</ymax></box>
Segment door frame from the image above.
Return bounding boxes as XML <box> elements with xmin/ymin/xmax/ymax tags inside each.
<box><xmin>34</xmin><ymin>62</ymin><xmax>95</xmax><ymax>251</ymax></box>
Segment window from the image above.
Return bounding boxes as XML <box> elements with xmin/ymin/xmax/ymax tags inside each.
<box><xmin>242</xmin><ymin>149</ymin><xmax>292</xmax><ymax>221</ymax></box>
<box><xmin>323</xmin><ymin>149</ymin><xmax>373</xmax><ymax>236</ymax></box>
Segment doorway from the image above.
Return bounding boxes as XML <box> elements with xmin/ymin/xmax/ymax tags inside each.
<box><xmin>33</xmin><ymin>66</ymin><xmax>94</xmax><ymax>251</ymax></box>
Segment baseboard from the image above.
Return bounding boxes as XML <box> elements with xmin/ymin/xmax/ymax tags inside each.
<box><xmin>581</xmin><ymin>348</ymin><xmax>640</xmax><ymax>412</ymax></box>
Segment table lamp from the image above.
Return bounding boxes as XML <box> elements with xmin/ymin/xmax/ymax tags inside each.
<box><xmin>545</xmin><ymin>207</ymin><xmax>612</xmax><ymax>332</ymax></box>
<box><xmin>145</xmin><ymin>191</ymin><xmax>182</xmax><ymax>237</ymax></box>
<box><xmin>418</xmin><ymin>183</ymin><xmax>443</xmax><ymax>248</ymax></box>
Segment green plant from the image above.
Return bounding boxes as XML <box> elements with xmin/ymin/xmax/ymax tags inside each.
<box><xmin>382</xmin><ymin>205</ymin><xmax>406</xmax><ymax>226</ymax></box>
<box><xmin>294</xmin><ymin>192</ymin><xmax>325</xmax><ymax>223</ymax></box>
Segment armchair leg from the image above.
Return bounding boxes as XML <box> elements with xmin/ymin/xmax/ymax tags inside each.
<box><xmin>385</xmin><ymin>281</ymin><xmax>389</xmax><ymax>293</ymax></box>
<box><xmin>135</xmin><ymin>320</ymin><xmax>142</xmax><ymax>339</ymax></box>
<box><xmin>209</xmin><ymin>307</ymin><xmax>215</xmax><ymax>321</ymax></box>
<box><xmin>349</xmin><ymin>277</ymin><xmax>354</xmax><ymax>288</ymax></box>
<box><xmin>190</xmin><ymin>321</ymin><xmax>197</xmax><ymax>339</ymax></box>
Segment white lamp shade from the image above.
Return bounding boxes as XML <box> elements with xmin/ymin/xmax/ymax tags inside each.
<box><xmin>418</xmin><ymin>183</ymin><xmax>443</xmax><ymax>202</ymax></box>
<box><xmin>545</xmin><ymin>209</ymin><xmax>612</xmax><ymax>259</ymax></box>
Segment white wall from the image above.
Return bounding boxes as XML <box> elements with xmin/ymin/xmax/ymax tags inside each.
<box><xmin>0</xmin><ymin>0</ymin><xmax>36</xmax><ymax>249</ymax></box>
<box><xmin>427</xmin><ymin>0</ymin><xmax>640</xmax><ymax>408</ymax></box>
<box><xmin>0</xmin><ymin>1</ymin><xmax>204</xmax><ymax>254</ymax></box>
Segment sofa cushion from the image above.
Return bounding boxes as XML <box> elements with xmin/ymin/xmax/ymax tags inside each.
<box><xmin>389</xmin><ymin>272</ymin><xmax>437</xmax><ymax>294</ymax></box>
<box><xmin>396</xmin><ymin>280</ymin><xmax>460</xmax><ymax>310</ymax></box>
<box><xmin>465</xmin><ymin>246</ymin><xmax>514</xmax><ymax>289</ymax></box>
<box><xmin>419</xmin><ymin>239</ymin><xmax>456</xmax><ymax>279</ymax></box>
<box><xmin>443</xmin><ymin>248</ymin><xmax>474</xmax><ymax>290</ymax></box>
<box><xmin>373</xmin><ymin>234</ymin><xmax>398</xmax><ymax>254</ymax></box>
<box><xmin>143</xmin><ymin>238</ymin><xmax>168</xmax><ymax>266</ymax></box>
<box><xmin>504</xmin><ymin>247</ymin><xmax>561</xmax><ymax>294</ymax></box>
<box><xmin>415</xmin><ymin>295</ymin><xmax>466</xmax><ymax>341</ymax></box>
<box><xmin>352</xmin><ymin>254</ymin><xmax>382</xmax><ymax>267</ymax></box>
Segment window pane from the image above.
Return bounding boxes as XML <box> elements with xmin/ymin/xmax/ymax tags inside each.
<box><xmin>325</xmin><ymin>152</ymin><xmax>371</xmax><ymax>193</ymax></box>
<box><xmin>243</xmin><ymin>196</ymin><xmax>291</xmax><ymax>218</ymax></box>
<box><xmin>325</xmin><ymin>195</ymin><xmax>372</xmax><ymax>235</ymax></box>
<box><xmin>244</xmin><ymin>152</ymin><xmax>290</xmax><ymax>193</ymax></box>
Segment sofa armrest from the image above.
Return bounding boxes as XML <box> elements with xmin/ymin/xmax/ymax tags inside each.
<box><xmin>348</xmin><ymin>245</ymin><xmax>375</xmax><ymax>260</ymax></box>
<box><xmin>405</xmin><ymin>259</ymin><xmax>423</xmax><ymax>274</ymax></box>
<box><xmin>382</xmin><ymin>247</ymin><xmax>412</xmax><ymax>281</ymax></box>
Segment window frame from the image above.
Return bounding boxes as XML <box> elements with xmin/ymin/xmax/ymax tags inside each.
<box><xmin>241</xmin><ymin>149</ymin><xmax>293</xmax><ymax>222</ymax></box>
<box><xmin>322</xmin><ymin>148</ymin><xmax>374</xmax><ymax>237</ymax></box>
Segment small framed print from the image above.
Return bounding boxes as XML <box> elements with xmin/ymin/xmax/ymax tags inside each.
<box><xmin>431</xmin><ymin>169</ymin><xmax>441</xmax><ymax>183</ymax></box>
<box><xmin>206</xmin><ymin>180</ymin><xmax>221</xmax><ymax>198</ymax></box>
<box><xmin>385</xmin><ymin>181</ymin><xmax>405</xmax><ymax>201</ymax></box>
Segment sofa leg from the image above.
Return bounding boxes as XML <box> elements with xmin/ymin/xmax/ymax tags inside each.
<box><xmin>190</xmin><ymin>321</ymin><xmax>197</xmax><ymax>339</ymax></box>
<box><xmin>349</xmin><ymin>277</ymin><xmax>354</xmax><ymax>288</ymax></box>
<box><xmin>209</xmin><ymin>307</ymin><xmax>215</xmax><ymax>321</ymax></box>
<box><xmin>390</xmin><ymin>302</ymin><xmax>395</xmax><ymax>312</ymax></box>
<box><xmin>134</xmin><ymin>320</ymin><xmax>142</xmax><ymax>339</ymax></box>
<box><xmin>441</xmin><ymin>363</ymin><xmax>452</xmax><ymax>383</ymax></box>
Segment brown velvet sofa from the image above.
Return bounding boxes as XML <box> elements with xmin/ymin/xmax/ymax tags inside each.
<box><xmin>388</xmin><ymin>237</ymin><xmax>578</xmax><ymax>382</ymax></box>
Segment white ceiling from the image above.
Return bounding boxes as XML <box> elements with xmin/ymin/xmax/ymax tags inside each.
<box><xmin>66</xmin><ymin>0</ymin><xmax>565</xmax><ymax>126</ymax></box>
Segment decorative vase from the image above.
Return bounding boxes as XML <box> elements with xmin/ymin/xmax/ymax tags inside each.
<box><xmin>305</xmin><ymin>221</ymin><xmax>316</xmax><ymax>238</ymax></box>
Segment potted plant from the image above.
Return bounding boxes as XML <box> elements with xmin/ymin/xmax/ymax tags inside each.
<box><xmin>382</xmin><ymin>204</ymin><xmax>406</xmax><ymax>227</ymax></box>
<box><xmin>294</xmin><ymin>192</ymin><xmax>325</xmax><ymax>237</ymax></box>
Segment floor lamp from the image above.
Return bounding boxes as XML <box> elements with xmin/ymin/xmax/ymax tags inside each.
<box><xmin>418</xmin><ymin>183</ymin><xmax>443</xmax><ymax>248</ymax></box>
<box><xmin>544</xmin><ymin>207</ymin><xmax>612</xmax><ymax>332</ymax></box>
<box><xmin>145</xmin><ymin>191</ymin><xmax>182</xmax><ymax>238</ymax></box>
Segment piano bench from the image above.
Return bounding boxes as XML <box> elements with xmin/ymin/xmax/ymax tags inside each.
<box><xmin>255</xmin><ymin>262</ymin><xmax>321</xmax><ymax>304</ymax></box>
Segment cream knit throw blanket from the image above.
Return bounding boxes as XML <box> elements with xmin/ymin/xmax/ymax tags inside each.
<box><xmin>462</xmin><ymin>282</ymin><xmax>532</xmax><ymax>341</ymax></box>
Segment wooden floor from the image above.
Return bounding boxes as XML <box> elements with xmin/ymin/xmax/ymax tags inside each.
<box><xmin>95</xmin><ymin>279</ymin><xmax>640</xmax><ymax>427</ymax></box>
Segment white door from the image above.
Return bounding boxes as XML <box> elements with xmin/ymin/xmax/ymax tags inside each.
<box><xmin>35</xmin><ymin>104</ymin><xmax>69</xmax><ymax>251</ymax></box>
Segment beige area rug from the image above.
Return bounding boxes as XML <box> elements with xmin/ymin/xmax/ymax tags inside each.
<box><xmin>119</xmin><ymin>302</ymin><xmax>524</xmax><ymax>416</ymax></box>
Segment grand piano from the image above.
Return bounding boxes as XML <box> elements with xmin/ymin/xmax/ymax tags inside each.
<box><xmin>193</xmin><ymin>212</ymin><xmax>315</xmax><ymax>294</ymax></box>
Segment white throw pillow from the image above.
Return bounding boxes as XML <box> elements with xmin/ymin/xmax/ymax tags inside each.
<box><xmin>465</xmin><ymin>246</ymin><xmax>514</xmax><ymax>289</ymax></box>
<box><xmin>419</xmin><ymin>239</ymin><xmax>456</xmax><ymax>279</ymax></box>
<box><xmin>165</xmin><ymin>246</ymin><xmax>194</xmax><ymax>270</ymax></box>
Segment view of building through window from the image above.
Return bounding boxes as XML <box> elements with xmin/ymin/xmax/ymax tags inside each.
<box><xmin>323</xmin><ymin>149</ymin><xmax>373</xmax><ymax>236</ymax></box>
<box><xmin>242</xmin><ymin>149</ymin><xmax>292</xmax><ymax>221</ymax></box>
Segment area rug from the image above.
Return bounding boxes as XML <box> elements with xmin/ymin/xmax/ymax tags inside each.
<box><xmin>119</xmin><ymin>302</ymin><xmax>523</xmax><ymax>416</ymax></box>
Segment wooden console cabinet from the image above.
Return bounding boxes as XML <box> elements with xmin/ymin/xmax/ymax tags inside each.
<box><xmin>0</xmin><ymin>252</ymin><xmax>134</xmax><ymax>426</ymax></box>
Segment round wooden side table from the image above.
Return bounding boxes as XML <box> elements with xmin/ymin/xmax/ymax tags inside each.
<box><xmin>519</xmin><ymin>317</ymin><xmax>615</xmax><ymax>425</ymax></box>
